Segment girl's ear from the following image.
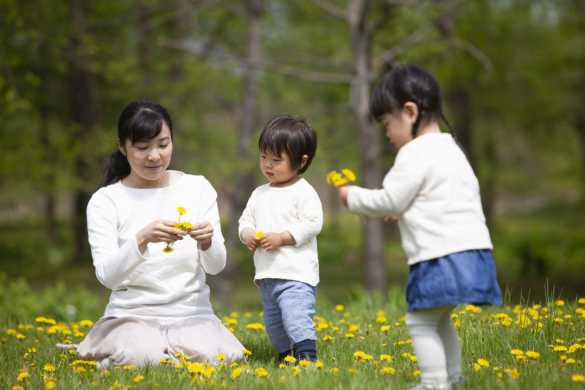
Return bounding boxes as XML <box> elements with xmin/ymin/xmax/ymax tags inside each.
<box><xmin>403</xmin><ymin>102</ymin><xmax>419</xmax><ymax>124</ymax></box>
<box><xmin>118</xmin><ymin>138</ymin><xmax>126</xmax><ymax>156</ymax></box>
<box><xmin>300</xmin><ymin>155</ymin><xmax>309</xmax><ymax>169</ymax></box>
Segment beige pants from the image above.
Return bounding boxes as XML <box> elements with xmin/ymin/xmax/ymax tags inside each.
<box><xmin>59</xmin><ymin>316</ymin><xmax>245</xmax><ymax>369</ymax></box>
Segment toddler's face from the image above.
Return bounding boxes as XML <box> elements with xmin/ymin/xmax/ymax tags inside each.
<box><xmin>260</xmin><ymin>149</ymin><xmax>300</xmax><ymax>188</ymax></box>
<box><xmin>380</xmin><ymin>111</ymin><xmax>414</xmax><ymax>149</ymax></box>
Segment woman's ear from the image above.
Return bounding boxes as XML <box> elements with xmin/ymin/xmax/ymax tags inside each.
<box><xmin>403</xmin><ymin>102</ymin><xmax>419</xmax><ymax>124</ymax></box>
<box><xmin>118</xmin><ymin>138</ymin><xmax>126</xmax><ymax>156</ymax></box>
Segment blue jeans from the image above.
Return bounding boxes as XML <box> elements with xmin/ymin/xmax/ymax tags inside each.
<box><xmin>257</xmin><ymin>278</ymin><xmax>317</xmax><ymax>354</ymax></box>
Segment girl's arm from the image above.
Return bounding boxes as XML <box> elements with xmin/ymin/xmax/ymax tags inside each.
<box><xmin>340</xmin><ymin>148</ymin><xmax>425</xmax><ymax>217</ymax></box>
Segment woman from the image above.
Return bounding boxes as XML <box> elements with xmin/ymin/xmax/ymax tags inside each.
<box><xmin>61</xmin><ymin>100</ymin><xmax>245</xmax><ymax>368</ymax></box>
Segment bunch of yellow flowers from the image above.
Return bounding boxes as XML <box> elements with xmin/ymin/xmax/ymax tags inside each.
<box><xmin>326</xmin><ymin>169</ymin><xmax>356</xmax><ymax>187</ymax></box>
<box><xmin>163</xmin><ymin>207</ymin><xmax>192</xmax><ymax>253</ymax></box>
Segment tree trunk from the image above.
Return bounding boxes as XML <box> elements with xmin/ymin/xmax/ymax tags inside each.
<box><xmin>70</xmin><ymin>0</ymin><xmax>98</xmax><ymax>262</ymax></box>
<box><xmin>208</xmin><ymin>0</ymin><xmax>263</xmax><ymax>306</ymax></box>
<box><xmin>347</xmin><ymin>0</ymin><xmax>386</xmax><ymax>292</ymax></box>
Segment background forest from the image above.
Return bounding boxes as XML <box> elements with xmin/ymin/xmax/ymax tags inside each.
<box><xmin>1</xmin><ymin>0</ymin><xmax>585</xmax><ymax>320</ymax></box>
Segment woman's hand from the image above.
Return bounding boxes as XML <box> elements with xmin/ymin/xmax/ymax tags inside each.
<box><xmin>240</xmin><ymin>228</ymin><xmax>260</xmax><ymax>252</ymax></box>
<box><xmin>136</xmin><ymin>219</ymin><xmax>186</xmax><ymax>254</ymax></box>
<box><xmin>187</xmin><ymin>221</ymin><xmax>213</xmax><ymax>251</ymax></box>
<box><xmin>336</xmin><ymin>185</ymin><xmax>354</xmax><ymax>207</ymax></box>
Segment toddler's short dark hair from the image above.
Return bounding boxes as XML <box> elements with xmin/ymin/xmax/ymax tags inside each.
<box><xmin>258</xmin><ymin>115</ymin><xmax>317</xmax><ymax>174</ymax></box>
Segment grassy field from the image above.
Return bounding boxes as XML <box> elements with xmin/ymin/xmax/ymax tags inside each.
<box><xmin>2</xmin><ymin>287</ymin><xmax>585</xmax><ymax>389</ymax></box>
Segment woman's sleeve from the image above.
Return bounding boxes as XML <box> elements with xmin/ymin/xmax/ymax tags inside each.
<box><xmin>197</xmin><ymin>179</ymin><xmax>227</xmax><ymax>275</ymax></box>
<box><xmin>347</xmin><ymin>148</ymin><xmax>425</xmax><ymax>217</ymax></box>
<box><xmin>87</xmin><ymin>193</ymin><xmax>147</xmax><ymax>289</ymax></box>
<box><xmin>287</xmin><ymin>186</ymin><xmax>323</xmax><ymax>247</ymax></box>
<box><xmin>237</xmin><ymin>190</ymin><xmax>257</xmax><ymax>243</ymax></box>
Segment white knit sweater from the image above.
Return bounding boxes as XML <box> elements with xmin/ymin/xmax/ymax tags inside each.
<box><xmin>238</xmin><ymin>179</ymin><xmax>323</xmax><ymax>286</ymax></box>
<box><xmin>86</xmin><ymin>172</ymin><xmax>225</xmax><ymax>324</ymax></box>
<box><xmin>348</xmin><ymin>133</ymin><xmax>493</xmax><ymax>265</ymax></box>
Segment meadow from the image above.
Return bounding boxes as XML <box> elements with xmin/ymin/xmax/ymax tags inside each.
<box><xmin>2</xmin><ymin>286</ymin><xmax>585</xmax><ymax>390</ymax></box>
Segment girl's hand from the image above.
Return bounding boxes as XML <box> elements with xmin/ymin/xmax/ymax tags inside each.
<box><xmin>336</xmin><ymin>185</ymin><xmax>354</xmax><ymax>207</ymax></box>
<box><xmin>136</xmin><ymin>219</ymin><xmax>186</xmax><ymax>254</ymax></box>
<box><xmin>383</xmin><ymin>216</ymin><xmax>398</xmax><ymax>223</ymax></box>
<box><xmin>241</xmin><ymin>228</ymin><xmax>260</xmax><ymax>252</ymax></box>
<box><xmin>260</xmin><ymin>231</ymin><xmax>295</xmax><ymax>252</ymax></box>
<box><xmin>187</xmin><ymin>221</ymin><xmax>213</xmax><ymax>251</ymax></box>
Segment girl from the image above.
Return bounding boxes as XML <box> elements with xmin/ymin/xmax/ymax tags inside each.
<box><xmin>59</xmin><ymin>100</ymin><xmax>245</xmax><ymax>368</ymax></box>
<box><xmin>337</xmin><ymin>66</ymin><xmax>502</xmax><ymax>389</ymax></box>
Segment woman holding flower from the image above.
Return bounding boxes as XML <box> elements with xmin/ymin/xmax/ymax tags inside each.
<box><xmin>63</xmin><ymin>100</ymin><xmax>245</xmax><ymax>368</ymax></box>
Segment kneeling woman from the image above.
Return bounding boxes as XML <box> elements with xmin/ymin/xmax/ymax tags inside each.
<box><xmin>65</xmin><ymin>100</ymin><xmax>244</xmax><ymax>368</ymax></box>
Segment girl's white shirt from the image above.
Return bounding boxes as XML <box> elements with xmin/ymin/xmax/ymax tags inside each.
<box><xmin>86</xmin><ymin>172</ymin><xmax>225</xmax><ymax>324</ymax></box>
<box><xmin>348</xmin><ymin>133</ymin><xmax>493</xmax><ymax>265</ymax></box>
<box><xmin>238</xmin><ymin>178</ymin><xmax>323</xmax><ymax>286</ymax></box>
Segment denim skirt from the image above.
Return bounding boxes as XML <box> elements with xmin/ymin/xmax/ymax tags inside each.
<box><xmin>406</xmin><ymin>249</ymin><xmax>503</xmax><ymax>312</ymax></box>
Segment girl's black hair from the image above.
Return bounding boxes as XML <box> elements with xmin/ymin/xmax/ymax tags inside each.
<box><xmin>370</xmin><ymin>65</ymin><xmax>459</xmax><ymax>143</ymax></box>
<box><xmin>98</xmin><ymin>100</ymin><xmax>173</xmax><ymax>188</ymax></box>
<box><xmin>258</xmin><ymin>115</ymin><xmax>317</xmax><ymax>174</ymax></box>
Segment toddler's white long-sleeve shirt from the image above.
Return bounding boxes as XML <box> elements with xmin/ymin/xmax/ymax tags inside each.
<box><xmin>238</xmin><ymin>179</ymin><xmax>323</xmax><ymax>286</ymax></box>
<box><xmin>87</xmin><ymin>172</ymin><xmax>225</xmax><ymax>324</ymax></box>
<box><xmin>348</xmin><ymin>133</ymin><xmax>493</xmax><ymax>265</ymax></box>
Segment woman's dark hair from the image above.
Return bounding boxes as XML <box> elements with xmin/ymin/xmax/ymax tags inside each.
<box><xmin>370</xmin><ymin>65</ymin><xmax>459</xmax><ymax>143</ymax></box>
<box><xmin>258</xmin><ymin>115</ymin><xmax>317</xmax><ymax>174</ymax></box>
<box><xmin>98</xmin><ymin>100</ymin><xmax>173</xmax><ymax>188</ymax></box>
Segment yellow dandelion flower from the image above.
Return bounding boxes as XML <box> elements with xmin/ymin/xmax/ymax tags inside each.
<box><xmin>376</xmin><ymin>316</ymin><xmax>387</xmax><ymax>323</ymax></box>
<box><xmin>511</xmin><ymin>349</ymin><xmax>524</xmax><ymax>355</ymax></box>
<box><xmin>573</xmin><ymin>374</ymin><xmax>585</xmax><ymax>382</ymax></box>
<box><xmin>380</xmin><ymin>354</ymin><xmax>392</xmax><ymax>361</ymax></box>
<box><xmin>231</xmin><ymin>368</ymin><xmax>242</xmax><ymax>378</ymax></box>
<box><xmin>17</xmin><ymin>372</ymin><xmax>29</xmax><ymax>381</ymax></box>
<box><xmin>255</xmin><ymin>367</ymin><xmax>268</xmax><ymax>377</ymax></box>
<box><xmin>566</xmin><ymin>358</ymin><xmax>576</xmax><ymax>364</ymax></box>
<box><xmin>329</xmin><ymin>367</ymin><xmax>339</xmax><ymax>374</ymax></box>
<box><xmin>134</xmin><ymin>375</ymin><xmax>144</xmax><ymax>383</ymax></box>
<box><xmin>561</xmin><ymin>355</ymin><xmax>567</xmax><ymax>362</ymax></box>
<box><xmin>354</xmin><ymin>351</ymin><xmax>366</xmax><ymax>359</ymax></box>
<box><xmin>413</xmin><ymin>370</ymin><xmax>420</xmax><ymax>377</ymax></box>
<box><xmin>474</xmin><ymin>363</ymin><xmax>481</xmax><ymax>371</ymax></box>
<box><xmin>242</xmin><ymin>349</ymin><xmax>252</xmax><ymax>356</ymax></box>
<box><xmin>177</xmin><ymin>207</ymin><xmax>186</xmax><ymax>215</ymax></box>
<box><xmin>380</xmin><ymin>367</ymin><xmax>396</xmax><ymax>374</ymax></box>
<box><xmin>526</xmin><ymin>351</ymin><xmax>539</xmax><ymax>359</ymax></box>
<box><xmin>16</xmin><ymin>334</ymin><xmax>25</xmax><ymax>339</ymax></box>
<box><xmin>79</xmin><ymin>320</ymin><xmax>93</xmax><ymax>327</ymax></box>
<box><xmin>578</xmin><ymin>298</ymin><xmax>585</xmax><ymax>304</ymax></box>
<box><xmin>348</xmin><ymin>368</ymin><xmax>358</xmax><ymax>373</ymax></box>
<box><xmin>35</xmin><ymin>317</ymin><xmax>47</xmax><ymax>323</ymax></box>
<box><xmin>217</xmin><ymin>353</ymin><xmax>225</xmax><ymax>361</ymax></box>
<box><xmin>323</xmin><ymin>335</ymin><xmax>333</xmax><ymax>341</ymax></box>
<box><xmin>255</xmin><ymin>231</ymin><xmax>264</xmax><ymax>239</ymax></box>
<box><xmin>349</xmin><ymin>324</ymin><xmax>359</xmax><ymax>332</ymax></box>
<box><xmin>315</xmin><ymin>361</ymin><xmax>323</xmax><ymax>368</ymax></box>
<box><xmin>326</xmin><ymin>171</ymin><xmax>341</xmax><ymax>184</ymax></box>
<box><xmin>342</xmin><ymin>169</ymin><xmax>356</xmax><ymax>181</ymax></box>
<box><xmin>554</xmin><ymin>346</ymin><xmax>568</xmax><ymax>352</ymax></box>
<box><xmin>516</xmin><ymin>355</ymin><xmax>526</xmax><ymax>362</ymax></box>
<box><xmin>381</xmin><ymin>325</ymin><xmax>390</xmax><ymax>332</ymax></box>
<box><xmin>335</xmin><ymin>305</ymin><xmax>344</xmax><ymax>311</ymax></box>
<box><xmin>163</xmin><ymin>245</ymin><xmax>174</xmax><ymax>253</ymax></box>
<box><xmin>43</xmin><ymin>364</ymin><xmax>55</xmax><ymax>371</ymax></box>
<box><xmin>299</xmin><ymin>359</ymin><xmax>311</xmax><ymax>366</ymax></box>
<box><xmin>45</xmin><ymin>381</ymin><xmax>55</xmax><ymax>389</ymax></box>
<box><xmin>556</xmin><ymin>339</ymin><xmax>565</xmax><ymax>343</ymax></box>
<box><xmin>246</xmin><ymin>323</ymin><xmax>264</xmax><ymax>330</ymax></box>
<box><xmin>7</xmin><ymin>329</ymin><xmax>17</xmax><ymax>336</ymax></box>
<box><xmin>202</xmin><ymin>367</ymin><xmax>214</xmax><ymax>377</ymax></box>
<box><xmin>477</xmin><ymin>358</ymin><xmax>489</xmax><ymax>367</ymax></box>
<box><xmin>345</xmin><ymin>333</ymin><xmax>355</xmax><ymax>338</ymax></box>
<box><xmin>284</xmin><ymin>356</ymin><xmax>297</xmax><ymax>363</ymax></box>
<box><xmin>555</xmin><ymin>300</ymin><xmax>565</xmax><ymax>306</ymax></box>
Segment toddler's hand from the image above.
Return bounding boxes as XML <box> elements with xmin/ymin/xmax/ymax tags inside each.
<box><xmin>241</xmin><ymin>228</ymin><xmax>260</xmax><ymax>252</ymax></box>
<box><xmin>260</xmin><ymin>232</ymin><xmax>285</xmax><ymax>252</ymax></box>
<box><xmin>383</xmin><ymin>216</ymin><xmax>398</xmax><ymax>223</ymax></box>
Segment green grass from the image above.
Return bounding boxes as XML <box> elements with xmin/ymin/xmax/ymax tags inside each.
<box><xmin>2</xmin><ymin>287</ymin><xmax>585</xmax><ymax>389</ymax></box>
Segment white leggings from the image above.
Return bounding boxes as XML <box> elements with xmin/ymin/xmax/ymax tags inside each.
<box><xmin>405</xmin><ymin>305</ymin><xmax>461</xmax><ymax>389</ymax></box>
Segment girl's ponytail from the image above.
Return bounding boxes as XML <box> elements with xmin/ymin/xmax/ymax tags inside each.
<box><xmin>98</xmin><ymin>149</ymin><xmax>131</xmax><ymax>189</ymax></box>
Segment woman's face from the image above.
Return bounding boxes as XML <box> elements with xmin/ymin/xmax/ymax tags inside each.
<box><xmin>119</xmin><ymin>122</ymin><xmax>173</xmax><ymax>188</ymax></box>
